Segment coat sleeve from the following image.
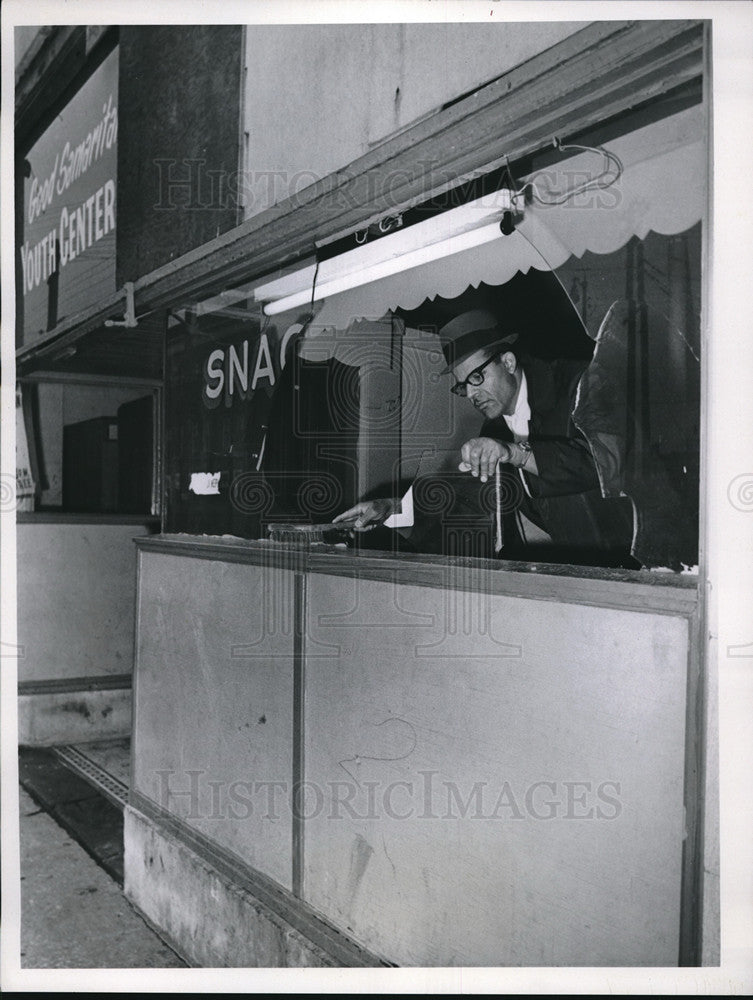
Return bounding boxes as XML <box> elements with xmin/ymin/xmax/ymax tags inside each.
<box><xmin>521</xmin><ymin>359</ymin><xmax>600</xmax><ymax>499</ymax></box>
<box><xmin>523</xmin><ymin>433</ymin><xmax>600</xmax><ymax>498</ymax></box>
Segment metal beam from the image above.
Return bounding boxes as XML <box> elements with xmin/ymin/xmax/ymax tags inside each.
<box><xmin>16</xmin><ymin>289</ymin><xmax>128</xmax><ymax>375</ymax></box>
<box><xmin>18</xmin><ymin>370</ymin><xmax>162</xmax><ymax>389</ymax></box>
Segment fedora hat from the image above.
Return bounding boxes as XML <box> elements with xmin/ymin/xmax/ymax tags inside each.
<box><xmin>439</xmin><ymin>309</ymin><xmax>519</xmax><ymax>374</ymax></box>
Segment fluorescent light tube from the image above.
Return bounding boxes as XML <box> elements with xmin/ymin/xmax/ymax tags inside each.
<box><xmin>256</xmin><ymin>189</ymin><xmax>520</xmax><ymax>316</ymax></box>
<box><xmin>261</xmin><ymin>221</ymin><xmax>506</xmax><ymax>316</ymax></box>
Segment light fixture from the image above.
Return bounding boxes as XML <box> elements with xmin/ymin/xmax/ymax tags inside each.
<box><xmin>255</xmin><ymin>189</ymin><xmax>523</xmax><ymax>317</ymax></box>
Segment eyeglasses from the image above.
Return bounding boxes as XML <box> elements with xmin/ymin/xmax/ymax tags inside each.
<box><xmin>450</xmin><ymin>355</ymin><xmax>497</xmax><ymax>396</ymax></box>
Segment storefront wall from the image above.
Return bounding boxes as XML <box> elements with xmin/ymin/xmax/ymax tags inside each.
<box><xmin>116</xmin><ymin>25</ymin><xmax>243</xmax><ymax>285</ymax></box>
<box><xmin>14</xmin><ymin>25</ymin><xmax>243</xmax><ymax>747</ymax></box>
<box><xmin>241</xmin><ymin>22</ymin><xmax>586</xmax><ymax>217</ymax></box>
<box><xmin>17</xmin><ymin>517</ymin><xmax>157</xmax><ymax>745</ymax></box>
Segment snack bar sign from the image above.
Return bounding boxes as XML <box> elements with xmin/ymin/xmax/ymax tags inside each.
<box><xmin>19</xmin><ymin>47</ymin><xmax>119</xmax><ymax>339</ymax></box>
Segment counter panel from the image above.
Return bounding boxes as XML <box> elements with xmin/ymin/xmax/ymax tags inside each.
<box><xmin>133</xmin><ymin>551</ymin><xmax>296</xmax><ymax>891</ymax></box>
<box><xmin>302</xmin><ymin>572</ymin><xmax>689</xmax><ymax>966</ymax></box>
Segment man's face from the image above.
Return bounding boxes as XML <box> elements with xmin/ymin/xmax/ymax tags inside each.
<box><xmin>451</xmin><ymin>348</ymin><xmax>520</xmax><ymax>420</ymax></box>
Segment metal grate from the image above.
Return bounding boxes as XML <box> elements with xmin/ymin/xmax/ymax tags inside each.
<box><xmin>52</xmin><ymin>745</ymin><xmax>129</xmax><ymax>810</ymax></box>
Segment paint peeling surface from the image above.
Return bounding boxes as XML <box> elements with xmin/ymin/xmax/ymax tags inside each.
<box><xmin>188</xmin><ymin>472</ymin><xmax>221</xmax><ymax>495</ymax></box>
<box><xmin>344</xmin><ymin>834</ymin><xmax>375</xmax><ymax>916</ymax></box>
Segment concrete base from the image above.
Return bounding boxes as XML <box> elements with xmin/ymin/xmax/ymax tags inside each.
<box><xmin>18</xmin><ymin>687</ymin><xmax>132</xmax><ymax>747</ymax></box>
<box><xmin>123</xmin><ymin>805</ymin><xmax>340</xmax><ymax>968</ymax></box>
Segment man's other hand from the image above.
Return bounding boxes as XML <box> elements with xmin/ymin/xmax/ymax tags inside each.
<box><xmin>333</xmin><ymin>499</ymin><xmax>394</xmax><ymax>530</ymax></box>
<box><xmin>459</xmin><ymin>437</ymin><xmax>512</xmax><ymax>483</ymax></box>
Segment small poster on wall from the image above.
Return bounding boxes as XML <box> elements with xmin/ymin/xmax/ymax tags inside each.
<box><xmin>15</xmin><ymin>384</ymin><xmax>35</xmax><ymax>512</ymax></box>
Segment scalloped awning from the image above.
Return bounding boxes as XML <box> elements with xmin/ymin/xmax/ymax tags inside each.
<box><xmin>307</xmin><ymin>102</ymin><xmax>705</xmax><ymax>333</ymax></box>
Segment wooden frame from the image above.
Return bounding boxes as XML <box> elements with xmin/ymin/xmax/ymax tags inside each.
<box><xmin>135</xmin><ymin>534</ymin><xmax>698</xmax><ymax>615</ymax></box>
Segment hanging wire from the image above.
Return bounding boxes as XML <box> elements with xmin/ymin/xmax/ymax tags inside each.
<box><xmin>514</xmin><ymin>137</ymin><xmax>623</xmax><ymax>207</ymax></box>
<box><xmin>513</xmin><ymin>223</ymin><xmax>561</xmax><ymax>277</ymax></box>
<box><xmin>309</xmin><ymin>259</ymin><xmax>320</xmax><ymax>319</ymax></box>
<box><xmin>259</xmin><ymin>301</ymin><xmax>271</xmax><ymax>337</ymax></box>
<box><xmin>275</xmin><ymin>258</ymin><xmax>320</xmax><ymax>341</ymax></box>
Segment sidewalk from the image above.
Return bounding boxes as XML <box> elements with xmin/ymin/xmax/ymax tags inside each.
<box><xmin>18</xmin><ymin>752</ymin><xmax>186</xmax><ymax>969</ymax></box>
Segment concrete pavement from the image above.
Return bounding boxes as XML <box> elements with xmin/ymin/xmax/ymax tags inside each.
<box><xmin>18</xmin><ymin>783</ymin><xmax>186</xmax><ymax>969</ymax></box>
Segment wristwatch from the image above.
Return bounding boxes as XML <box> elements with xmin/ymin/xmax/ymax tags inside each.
<box><xmin>510</xmin><ymin>440</ymin><xmax>533</xmax><ymax>469</ymax></box>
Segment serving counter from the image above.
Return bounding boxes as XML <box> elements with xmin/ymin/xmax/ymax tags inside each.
<box><xmin>126</xmin><ymin>533</ymin><xmax>701</xmax><ymax>967</ymax></box>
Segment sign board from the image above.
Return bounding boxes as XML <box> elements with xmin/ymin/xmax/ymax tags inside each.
<box><xmin>19</xmin><ymin>47</ymin><xmax>118</xmax><ymax>340</ymax></box>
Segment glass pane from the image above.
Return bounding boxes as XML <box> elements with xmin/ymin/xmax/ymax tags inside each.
<box><xmin>563</xmin><ymin>224</ymin><xmax>702</xmax><ymax>569</ymax></box>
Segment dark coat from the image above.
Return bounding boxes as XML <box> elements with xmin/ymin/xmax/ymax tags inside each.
<box><xmin>481</xmin><ymin>355</ymin><xmax>634</xmax><ymax>563</ymax></box>
<box><xmin>410</xmin><ymin>356</ymin><xmax>635</xmax><ymax>567</ymax></box>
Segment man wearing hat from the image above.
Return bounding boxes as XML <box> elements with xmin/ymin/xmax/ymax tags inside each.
<box><xmin>335</xmin><ymin>309</ymin><xmax>634</xmax><ymax>565</ymax></box>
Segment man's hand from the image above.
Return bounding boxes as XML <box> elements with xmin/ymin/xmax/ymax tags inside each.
<box><xmin>333</xmin><ymin>499</ymin><xmax>395</xmax><ymax>530</ymax></box>
<box><xmin>459</xmin><ymin>437</ymin><xmax>513</xmax><ymax>483</ymax></box>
